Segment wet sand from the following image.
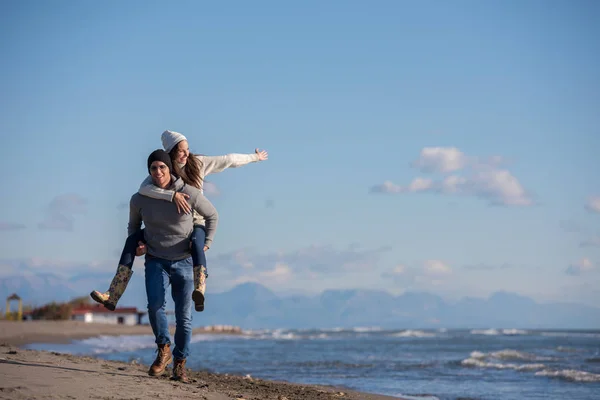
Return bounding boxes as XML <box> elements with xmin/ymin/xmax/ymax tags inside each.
<box><xmin>0</xmin><ymin>320</ymin><xmax>241</xmax><ymax>347</ymax></box>
<box><xmin>0</xmin><ymin>321</ymin><xmax>403</xmax><ymax>400</ymax></box>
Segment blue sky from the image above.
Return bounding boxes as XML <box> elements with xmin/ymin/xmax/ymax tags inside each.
<box><xmin>1</xmin><ymin>1</ymin><xmax>599</xmax><ymax>305</ymax></box>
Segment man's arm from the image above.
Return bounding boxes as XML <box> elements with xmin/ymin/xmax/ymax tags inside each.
<box><xmin>190</xmin><ymin>191</ymin><xmax>219</xmax><ymax>249</ymax></box>
<box><xmin>198</xmin><ymin>153</ymin><xmax>260</xmax><ymax>176</ymax></box>
<box><xmin>138</xmin><ymin>174</ymin><xmax>175</xmax><ymax>202</ymax></box>
<box><xmin>127</xmin><ymin>195</ymin><xmax>143</xmax><ymax>236</ymax></box>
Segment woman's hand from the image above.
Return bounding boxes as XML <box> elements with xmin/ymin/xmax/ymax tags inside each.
<box><xmin>174</xmin><ymin>192</ymin><xmax>191</xmax><ymax>214</ymax></box>
<box><xmin>136</xmin><ymin>241</ymin><xmax>147</xmax><ymax>256</ymax></box>
<box><xmin>255</xmin><ymin>148</ymin><xmax>268</xmax><ymax>161</ymax></box>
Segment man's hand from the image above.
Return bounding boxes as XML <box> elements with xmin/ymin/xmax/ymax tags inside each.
<box><xmin>174</xmin><ymin>192</ymin><xmax>191</xmax><ymax>214</ymax></box>
<box><xmin>136</xmin><ymin>241</ymin><xmax>147</xmax><ymax>256</ymax></box>
<box><xmin>203</xmin><ymin>245</ymin><xmax>209</xmax><ymax>252</ymax></box>
<box><xmin>255</xmin><ymin>148</ymin><xmax>268</xmax><ymax>161</ymax></box>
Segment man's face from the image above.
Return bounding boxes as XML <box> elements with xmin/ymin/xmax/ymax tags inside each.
<box><xmin>150</xmin><ymin>161</ymin><xmax>170</xmax><ymax>189</ymax></box>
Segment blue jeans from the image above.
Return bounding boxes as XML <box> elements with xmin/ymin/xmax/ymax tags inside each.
<box><xmin>145</xmin><ymin>256</ymin><xmax>194</xmax><ymax>360</ymax></box>
<box><xmin>120</xmin><ymin>226</ymin><xmax>207</xmax><ymax>272</ymax></box>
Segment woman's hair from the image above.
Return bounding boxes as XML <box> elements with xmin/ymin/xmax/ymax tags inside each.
<box><xmin>169</xmin><ymin>143</ymin><xmax>204</xmax><ymax>189</ymax></box>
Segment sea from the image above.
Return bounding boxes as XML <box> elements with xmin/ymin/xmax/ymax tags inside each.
<box><xmin>25</xmin><ymin>327</ymin><xmax>600</xmax><ymax>400</ymax></box>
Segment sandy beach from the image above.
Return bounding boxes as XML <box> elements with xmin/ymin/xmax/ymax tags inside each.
<box><xmin>0</xmin><ymin>321</ymin><xmax>402</xmax><ymax>400</ymax></box>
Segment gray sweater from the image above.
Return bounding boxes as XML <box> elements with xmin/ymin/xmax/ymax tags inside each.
<box><xmin>128</xmin><ymin>175</ymin><xmax>219</xmax><ymax>261</ymax></box>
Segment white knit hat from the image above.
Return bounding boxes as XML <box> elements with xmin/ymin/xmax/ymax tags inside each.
<box><xmin>161</xmin><ymin>130</ymin><xmax>187</xmax><ymax>153</ymax></box>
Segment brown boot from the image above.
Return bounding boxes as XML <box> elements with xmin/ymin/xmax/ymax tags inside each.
<box><xmin>172</xmin><ymin>358</ymin><xmax>188</xmax><ymax>383</ymax></box>
<box><xmin>148</xmin><ymin>343</ymin><xmax>172</xmax><ymax>376</ymax></box>
<box><xmin>192</xmin><ymin>265</ymin><xmax>207</xmax><ymax>312</ymax></box>
<box><xmin>90</xmin><ymin>265</ymin><xmax>133</xmax><ymax>311</ymax></box>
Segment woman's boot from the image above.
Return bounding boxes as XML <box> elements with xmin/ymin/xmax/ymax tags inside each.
<box><xmin>90</xmin><ymin>265</ymin><xmax>133</xmax><ymax>311</ymax></box>
<box><xmin>192</xmin><ymin>265</ymin><xmax>207</xmax><ymax>312</ymax></box>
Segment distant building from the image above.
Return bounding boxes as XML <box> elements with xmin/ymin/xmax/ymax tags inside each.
<box><xmin>71</xmin><ymin>304</ymin><xmax>145</xmax><ymax>325</ymax></box>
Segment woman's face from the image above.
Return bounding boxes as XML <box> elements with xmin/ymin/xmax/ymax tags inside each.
<box><xmin>175</xmin><ymin>140</ymin><xmax>189</xmax><ymax>165</ymax></box>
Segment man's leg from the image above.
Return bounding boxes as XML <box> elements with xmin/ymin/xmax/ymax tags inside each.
<box><xmin>170</xmin><ymin>256</ymin><xmax>194</xmax><ymax>382</ymax></box>
<box><xmin>145</xmin><ymin>256</ymin><xmax>173</xmax><ymax>376</ymax></box>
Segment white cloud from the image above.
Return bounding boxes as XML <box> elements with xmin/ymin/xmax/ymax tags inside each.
<box><xmin>370</xmin><ymin>181</ymin><xmax>403</xmax><ymax>194</ymax></box>
<box><xmin>38</xmin><ymin>194</ymin><xmax>88</xmax><ymax>231</ymax></box>
<box><xmin>370</xmin><ymin>147</ymin><xmax>533</xmax><ymax>206</ymax></box>
<box><xmin>423</xmin><ymin>260</ymin><xmax>452</xmax><ymax>276</ymax></box>
<box><xmin>469</xmin><ymin>165</ymin><xmax>532</xmax><ymax>206</ymax></box>
<box><xmin>381</xmin><ymin>260</ymin><xmax>452</xmax><ymax>289</ymax></box>
<box><xmin>370</xmin><ymin>178</ymin><xmax>434</xmax><ymax>194</ymax></box>
<box><xmin>585</xmin><ymin>196</ymin><xmax>600</xmax><ymax>213</ymax></box>
<box><xmin>212</xmin><ymin>244</ymin><xmax>391</xmax><ymax>276</ymax></box>
<box><xmin>566</xmin><ymin>258</ymin><xmax>596</xmax><ymax>276</ymax></box>
<box><xmin>442</xmin><ymin>175</ymin><xmax>468</xmax><ymax>193</ymax></box>
<box><xmin>412</xmin><ymin>147</ymin><xmax>467</xmax><ymax>173</ymax></box>
<box><xmin>231</xmin><ymin>262</ymin><xmax>293</xmax><ymax>287</ymax></box>
<box><xmin>391</xmin><ymin>264</ymin><xmax>407</xmax><ymax>275</ymax></box>
<box><xmin>408</xmin><ymin>177</ymin><xmax>434</xmax><ymax>192</ymax></box>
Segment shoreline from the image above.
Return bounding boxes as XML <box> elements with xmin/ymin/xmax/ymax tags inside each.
<box><xmin>0</xmin><ymin>320</ymin><xmax>242</xmax><ymax>347</ymax></box>
<box><xmin>0</xmin><ymin>321</ymin><xmax>404</xmax><ymax>400</ymax></box>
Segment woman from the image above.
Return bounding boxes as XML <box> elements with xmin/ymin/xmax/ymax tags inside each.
<box><xmin>90</xmin><ymin>129</ymin><xmax>268</xmax><ymax>312</ymax></box>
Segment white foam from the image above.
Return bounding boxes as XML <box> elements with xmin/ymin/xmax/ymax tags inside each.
<box><xmin>556</xmin><ymin>346</ymin><xmax>582</xmax><ymax>353</ymax></box>
<box><xmin>352</xmin><ymin>326</ymin><xmax>383</xmax><ymax>333</ymax></box>
<box><xmin>461</xmin><ymin>357</ymin><xmax>546</xmax><ymax>371</ymax></box>
<box><xmin>270</xmin><ymin>329</ymin><xmax>297</xmax><ymax>340</ymax></box>
<box><xmin>391</xmin><ymin>330</ymin><xmax>436</xmax><ymax>338</ymax></box>
<box><xmin>502</xmin><ymin>329</ymin><xmax>528</xmax><ymax>335</ymax></box>
<box><xmin>470</xmin><ymin>328</ymin><xmax>528</xmax><ymax>336</ymax></box>
<box><xmin>471</xmin><ymin>328</ymin><xmax>500</xmax><ymax>335</ymax></box>
<box><xmin>398</xmin><ymin>395</ymin><xmax>440</xmax><ymax>400</ymax></box>
<box><xmin>535</xmin><ymin>369</ymin><xmax>600</xmax><ymax>382</ymax></box>
<box><xmin>78</xmin><ymin>334</ymin><xmax>157</xmax><ymax>354</ymax></box>
<box><xmin>468</xmin><ymin>349</ymin><xmax>552</xmax><ymax>361</ymax></box>
<box><xmin>462</xmin><ymin>349</ymin><xmax>556</xmax><ymax>372</ymax></box>
<box><xmin>76</xmin><ymin>332</ymin><xmax>237</xmax><ymax>354</ymax></box>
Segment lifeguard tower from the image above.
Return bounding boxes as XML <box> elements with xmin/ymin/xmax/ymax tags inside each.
<box><xmin>5</xmin><ymin>293</ymin><xmax>22</xmax><ymax>321</ymax></box>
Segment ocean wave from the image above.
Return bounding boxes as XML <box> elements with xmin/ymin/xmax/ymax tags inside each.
<box><xmin>470</xmin><ymin>328</ymin><xmax>500</xmax><ymax>335</ymax></box>
<box><xmin>469</xmin><ymin>349</ymin><xmax>552</xmax><ymax>362</ymax></box>
<box><xmin>77</xmin><ymin>332</ymin><xmax>231</xmax><ymax>354</ymax></box>
<box><xmin>585</xmin><ymin>357</ymin><xmax>600</xmax><ymax>363</ymax></box>
<box><xmin>78</xmin><ymin>334</ymin><xmax>157</xmax><ymax>354</ymax></box>
<box><xmin>461</xmin><ymin>357</ymin><xmax>546</xmax><ymax>372</ymax></box>
<box><xmin>556</xmin><ymin>346</ymin><xmax>582</xmax><ymax>353</ymax></box>
<box><xmin>352</xmin><ymin>326</ymin><xmax>383</xmax><ymax>333</ymax></box>
<box><xmin>470</xmin><ymin>328</ymin><xmax>528</xmax><ymax>336</ymax></box>
<box><xmin>535</xmin><ymin>369</ymin><xmax>600</xmax><ymax>383</ymax></box>
<box><xmin>246</xmin><ymin>329</ymin><xmax>333</xmax><ymax>341</ymax></box>
<box><xmin>391</xmin><ymin>330</ymin><xmax>436</xmax><ymax>338</ymax></box>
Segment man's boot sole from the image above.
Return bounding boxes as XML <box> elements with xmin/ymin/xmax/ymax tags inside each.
<box><xmin>192</xmin><ymin>290</ymin><xmax>205</xmax><ymax>312</ymax></box>
<box><xmin>148</xmin><ymin>354</ymin><xmax>173</xmax><ymax>376</ymax></box>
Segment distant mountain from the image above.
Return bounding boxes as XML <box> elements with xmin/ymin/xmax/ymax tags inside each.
<box><xmin>2</xmin><ymin>274</ymin><xmax>599</xmax><ymax>330</ymax></box>
<box><xmin>0</xmin><ymin>273</ymin><xmax>79</xmax><ymax>307</ymax></box>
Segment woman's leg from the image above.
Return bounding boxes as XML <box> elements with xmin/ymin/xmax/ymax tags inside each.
<box><xmin>190</xmin><ymin>225</ymin><xmax>208</xmax><ymax>312</ymax></box>
<box><xmin>90</xmin><ymin>229</ymin><xmax>145</xmax><ymax>310</ymax></box>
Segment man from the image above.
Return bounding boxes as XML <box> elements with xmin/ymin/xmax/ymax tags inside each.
<box><xmin>128</xmin><ymin>149</ymin><xmax>219</xmax><ymax>382</ymax></box>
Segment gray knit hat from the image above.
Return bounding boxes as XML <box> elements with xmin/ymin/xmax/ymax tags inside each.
<box><xmin>161</xmin><ymin>130</ymin><xmax>187</xmax><ymax>153</ymax></box>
